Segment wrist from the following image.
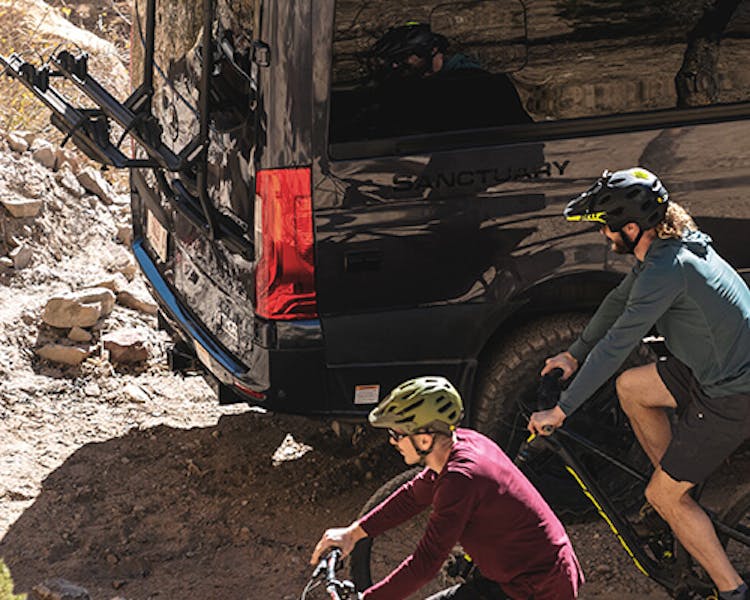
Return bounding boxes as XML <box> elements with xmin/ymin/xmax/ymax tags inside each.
<box><xmin>350</xmin><ymin>522</ymin><xmax>368</xmax><ymax>542</ymax></box>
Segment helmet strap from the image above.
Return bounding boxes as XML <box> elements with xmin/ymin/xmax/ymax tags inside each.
<box><xmin>618</xmin><ymin>225</ymin><xmax>643</xmax><ymax>255</ymax></box>
<box><xmin>408</xmin><ymin>432</ymin><xmax>437</xmax><ymax>461</ymax></box>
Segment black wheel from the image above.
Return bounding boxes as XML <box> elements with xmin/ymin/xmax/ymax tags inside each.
<box><xmin>349</xmin><ymin>467</ymin><xmax>464</xmax><ymax>598</ymax></box>
<box><xmin>473</xmin><ymin>313</ymin><xmax>653</xmax><ymax>515</ymax></box>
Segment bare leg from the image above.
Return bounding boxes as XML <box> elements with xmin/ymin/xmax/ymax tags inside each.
<box><xmin>616</xmin><ymin>363</ymin><xmax>676</xmax><ymax>466</ymax></box>
<box><xmin>617</xmin><ymin>363</ymin><xmax>743</xmax><ymax>592</ymax></box>
<box><xmin>646</xmin><ymin>468</ymin><xmax>743</xmax><ymax>592</ymax></box>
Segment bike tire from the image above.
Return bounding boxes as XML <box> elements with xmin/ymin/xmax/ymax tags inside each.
<box><xmin>473</xmin><ymin>313</ymin><xmax>654</xmax><ymax>517</ymax></box>
<box><xmin>349</xmin><ymin>467</ymin><xmax>462</xmax><ymax>598</ymax></box>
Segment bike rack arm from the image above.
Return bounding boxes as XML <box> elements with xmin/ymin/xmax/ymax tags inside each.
<box><xmin>0</xmin><ymin>52</ymin><xmax>156</xmax><ymax>168</ymax></box>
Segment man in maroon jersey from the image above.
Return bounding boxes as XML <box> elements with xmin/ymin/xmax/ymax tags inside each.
<box><xmin>311</xmin><ymin>376</ymin><xmax>583</xmax><ymax>599</ymax></box>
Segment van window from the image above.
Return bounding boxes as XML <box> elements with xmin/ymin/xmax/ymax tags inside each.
<box><xmin>330</xmin><ymin>0</ymin><xmax>531</xmax><ymax>143</ymax></box>
<box><xmin>330</xmin><ymin>0</ymin><xmax>750</xmax><ymax>147</ymax></box>
<box><xmin>131</xmin><ymin>0</ymin><xmax>256</xmax><ymax>225</ymax></box>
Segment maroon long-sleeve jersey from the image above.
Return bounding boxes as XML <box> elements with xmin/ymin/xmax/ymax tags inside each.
<box><xmin>359</xmin><ymin>428</ymin><xmax>582</xmax><ymax>600</ymax></box>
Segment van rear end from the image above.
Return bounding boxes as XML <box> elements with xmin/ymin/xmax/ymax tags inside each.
<box><xmin>129</xmin><ymin>0</ymin><xmax>332</xmax><ymax>413</ymax></box>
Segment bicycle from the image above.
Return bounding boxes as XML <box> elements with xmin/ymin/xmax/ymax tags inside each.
<box><xmin>518</xmin><ymin>368</ymin><xmax>750</xmax><ymax>599</ymax></box>
<box><xmin>347</xmin><ymin>369</ymin><xmax>750</xmax><ymax>599</ymax></box>
<box><xmin>302</xmin><ymin>548</ymin><xmax>359</xmax><ymax>600</ymax></box>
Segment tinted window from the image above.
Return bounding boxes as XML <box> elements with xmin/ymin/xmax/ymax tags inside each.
<box><xmin>330</xmin><ymin>0</ymin><xmax>750</xmax><ymax>144</ymax></box>
<box><xmin>330</xmin><ymin>0</ymin><xmax>532</xmax><ymax>142</ymax></box>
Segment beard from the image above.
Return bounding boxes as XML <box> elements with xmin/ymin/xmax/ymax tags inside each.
<box><xmin>610</xmin><ymin>232</ymin><xmax>631</xmax><ymax>254</ymax></box>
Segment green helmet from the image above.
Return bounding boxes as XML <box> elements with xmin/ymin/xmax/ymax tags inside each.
<box><xmin>368</xmin><ymin>376</ymin><xmax>464</xmax><ymax>434</ymax></box>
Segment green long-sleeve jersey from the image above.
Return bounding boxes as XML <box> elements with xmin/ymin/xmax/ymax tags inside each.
<box><xmin>559</xmin><ymin>230</ymin><xmax>750</xmax><ymax>415</ymax></box>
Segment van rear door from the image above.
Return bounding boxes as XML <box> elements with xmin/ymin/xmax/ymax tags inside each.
<box><xmin>130</xmin><ymin>0</ymin><xmax>259</xmax><ymax>365</ymax></box>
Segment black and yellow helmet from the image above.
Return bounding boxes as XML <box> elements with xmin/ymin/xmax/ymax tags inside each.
<box><xmin>565</xmin><ymin>167</ymin><xmax>669</xmax><ymax>231</ymax></box>
<box><xmin>368</xmin><ymin>376</ymin><xmax>463</xmax><ymax>434</ymax></box>
<box><xmin>369</xmin><ymin>22</ymin><xmax>448</xmax><ymax>76</ymax></box>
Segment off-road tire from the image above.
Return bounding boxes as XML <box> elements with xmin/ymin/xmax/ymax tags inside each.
<box><xmin>349</xmin><ymin>467</ymin><xmax>463</xmax><ymax>596</ymax></box>
<box><xmin>473</xmin><ymin>313</ymin><xmax>653</xmax><ymax>515</ymax></box>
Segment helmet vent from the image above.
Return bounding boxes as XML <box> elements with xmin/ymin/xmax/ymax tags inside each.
<box><xmin>401</xmin><ymin>398</ymin><xmax>425</xmax><ymax>414</ymax></box>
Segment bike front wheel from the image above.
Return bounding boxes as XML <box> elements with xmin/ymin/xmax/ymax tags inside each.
<box><xmin>349</xmin><ymin>467</ymin><xmax>464</xmax><ymax>599</ymax></box>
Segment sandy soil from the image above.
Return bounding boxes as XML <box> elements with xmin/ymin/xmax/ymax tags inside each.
<box><xmin>0</xmin><ymin>2</ymin><xmax>747</xmax><ymax>599</ymax></box>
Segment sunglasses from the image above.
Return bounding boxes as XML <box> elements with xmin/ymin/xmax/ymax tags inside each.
<box><xmin>387</xmin><ymin>429</ymin><xmax>409</xmax><ymax>442</ymax></box>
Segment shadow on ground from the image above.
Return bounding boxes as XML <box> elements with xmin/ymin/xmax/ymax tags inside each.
<box><xmin>0</xmin><ymin>410</ymin><xmax>401</xmax><ymax>600</ymax></box>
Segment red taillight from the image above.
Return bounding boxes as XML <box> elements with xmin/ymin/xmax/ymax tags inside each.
<box><xmin>255</xmin><ymin>167</ymin><xmax>318</xmax><ymax>320</ymax></box>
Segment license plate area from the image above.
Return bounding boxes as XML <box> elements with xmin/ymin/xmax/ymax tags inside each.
<box><xmin>146</xmin><ymin>209</ymin><xmax>168</xmax><ymax>262</ymax></box>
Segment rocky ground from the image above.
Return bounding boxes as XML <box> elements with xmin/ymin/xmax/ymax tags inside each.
<box><xmin>0</xmin><ymin>2</ymin><xmax>746</xmax><ymax>599</ymax></box>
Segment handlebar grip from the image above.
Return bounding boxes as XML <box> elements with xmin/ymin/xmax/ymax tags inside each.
<box><xmin>537</xmin><ymin>367</ymin><xmax>564</xmax><ymax>410</ymax></box>
<box><xmin>327</xmin><ymin>548</ymin><xmax>342</xmax><ymax>581</ymax></box>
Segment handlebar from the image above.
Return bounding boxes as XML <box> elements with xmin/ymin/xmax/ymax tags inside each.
<box><xmin>303</xmin><ymin>548</ymin><xmax>358</xmax><ymax>600</ymax></box>
<box><xmin>538</xmin><ymin>367</ymin><xmax>564</xmax><ymax>410</ymax></box>
<box><xmin>515</xmin><ymin>368</ymin><xmax>565</xmax><ymax>467</ymax></box>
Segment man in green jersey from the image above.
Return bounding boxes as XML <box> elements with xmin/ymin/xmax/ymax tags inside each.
<box><xmin>528</xmin><ymin>167</ymin><xmax>750</xmax><ymax>600</ymax></box>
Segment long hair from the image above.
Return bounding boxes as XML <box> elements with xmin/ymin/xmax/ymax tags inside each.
<box><xmin>656</xmin><ymin>202</ymin><xmax>697</xmax><ymax>240</ymax></box>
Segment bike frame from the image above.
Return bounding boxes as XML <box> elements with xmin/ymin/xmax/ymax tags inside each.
<box><xmin>528</xmin><ymin>426</ymin><xmax>750</xmax><ymax>593</ymax></box>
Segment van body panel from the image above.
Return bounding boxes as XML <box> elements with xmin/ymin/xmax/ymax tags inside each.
<box><xmin>122</xmin><ymin>0</ymin><xmax>750</xmax><ymax>416</ymax></box>
<box><xmin>257</xmin><ymin>0</ymin><xmax>313</xmax><ymax>168</ymax></box>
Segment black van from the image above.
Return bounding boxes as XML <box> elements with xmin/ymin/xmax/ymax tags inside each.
<box><xmin>4</xmin><ymin>0</ymin><xmax>750</xmax><ymax>502</ymax></box>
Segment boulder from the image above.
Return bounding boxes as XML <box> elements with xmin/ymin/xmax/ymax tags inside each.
<box><xmin>1</xmin><ymin>196</ymin><xmax>43</xmax><ymax>218</ymax></box>
<box><xmin>77</xmin><ymin>168</ymin><xmax>115</xmax><ymax>205</ymax></box>
<box><xmin>31</xmin><ymin>139</ymin><xmax>58</xmax><ymax>170</ymax></box>
<box><xmin>10</xmin><ymin>244</ymin><xmax>33</xmax><ymax>270</ymax></box>
<box><xmin>54</xmin><ymin>148</ymin><xmax>80</xmax><ymax>173</ymax></box>
<box><xmin>117</xmin><ymin>286</ymin><xmax>158</xmax><ymax>315</ymax></box>
<box><xmin>31</xmin><ymin>578</ymin><xmax>90</xmax><ymax>600</ymax></box>
<box><xmin>75</xmin><ymin>287</ymin><xmax>116</xmax><ymax>316</ymax></box>
<box><xmin>92</xmin><ymin>274</ymin><xmax>129</xmax><ymax>294</ymax></box>
<box><xmin>67</xmin><ymin>326</ymin><xmax>92</xmax><ymax>343</ymax></box>
<box><xmin>6</xmin><ymin>132</ymin><xmax>29</xmax><ymax>153</ymax></box>
<box><xmin>36</xmin><ymin>344</ymin><xmax>90</xmax><ymax>366</ymax></box>
<box><xmin>102</xmin><ymin>329</ymin><xmax>150</xmax><ymax>364</ymax></box>
<box><xmin>42</xmin><ymin>297</ymin><xmax>102</xmax><ymax>329</ymax></box>
<box><xmin>56</xmin><ymin>169</ymin><xmax>85</xmax><ymax>198</ymax></box>
<box><xmin>116</xmin><ymin>224</ymin><xmax>133</xmax><ymax>246</ymax></box>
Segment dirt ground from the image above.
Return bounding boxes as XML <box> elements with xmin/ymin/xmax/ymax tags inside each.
<box><xmin>0</xmin><ymin>2</ymin><xmax>747</xmax><ymax>600</ymax></box>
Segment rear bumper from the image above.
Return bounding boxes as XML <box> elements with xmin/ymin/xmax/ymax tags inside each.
<box><xmin>132</xmin><ymin>238</ymin><xmax>330</xmax><ymax>413</ymax></box>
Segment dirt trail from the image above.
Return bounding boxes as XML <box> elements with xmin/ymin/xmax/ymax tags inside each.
<box><xmin>0</xmin><ymin>2</ymin><xmax>746</xmax><ymax>599</ymax></box>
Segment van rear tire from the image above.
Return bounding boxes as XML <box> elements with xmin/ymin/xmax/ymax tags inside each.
<box><xmin>472</xmin><ymin>313</ymin><xmax>653</xmax><ymax>516</ymax></box>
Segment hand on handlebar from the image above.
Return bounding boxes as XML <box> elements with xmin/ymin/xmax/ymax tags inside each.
<box><xmin>527</xmin><ymin>405</ymin><xmax>566</xmax><ymax>436</ymax></box>
<box><xmin>310</xmin><ymin>522</ymin><xmax>367</xmax><ymax>566</ymax></box>
<box><xmin>540</xmin><ymin>352</ymin><xmax>578</xmax><ymax>380</ymax></box>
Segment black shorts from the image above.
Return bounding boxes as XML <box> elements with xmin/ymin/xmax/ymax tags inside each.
<box><xmin>657</xmin><ymin>357</ymin><xmax>750</xmax><ymax>484</ymax></box>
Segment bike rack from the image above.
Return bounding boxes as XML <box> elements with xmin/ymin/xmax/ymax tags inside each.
<box><xmin>0</xmin><ymin>0</ymin><xmax>196</xmax><ymax>171</ymax></box>
<box><xmin>0</xmin><ymin>0</ymin><xmax>258</xmax><ymax>253</ymax></box>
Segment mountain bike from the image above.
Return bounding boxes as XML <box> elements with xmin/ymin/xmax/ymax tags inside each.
<box><xmin>347</xmin><ymin>370</ymin><xmax>750</xmax><ymax>599</ymax></box>
<box><xmin>302</xmin><ymin>548</ymin><xmax>359</xmax><ymax>600</ymax></box>
<box><xmin>517</xmin><ymin>369</ymin><xmax>750</xmax><ymax>599</ymax></box>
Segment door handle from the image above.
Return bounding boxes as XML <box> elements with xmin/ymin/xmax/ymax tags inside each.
<box><xmin>344</xmin><ymin>250</ymin><xmax>383</xmax><ymax>272</ymax></box>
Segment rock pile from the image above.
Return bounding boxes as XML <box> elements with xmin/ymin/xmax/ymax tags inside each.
<box><xmin>0</xmin><ymin>130</ymin><xmax>130</xmax><ymax>274</ymax></box>
<box><xmin>0</xmin><ymin>129</ymin><xmax>160</xmax><ymax>370</ymax></box>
